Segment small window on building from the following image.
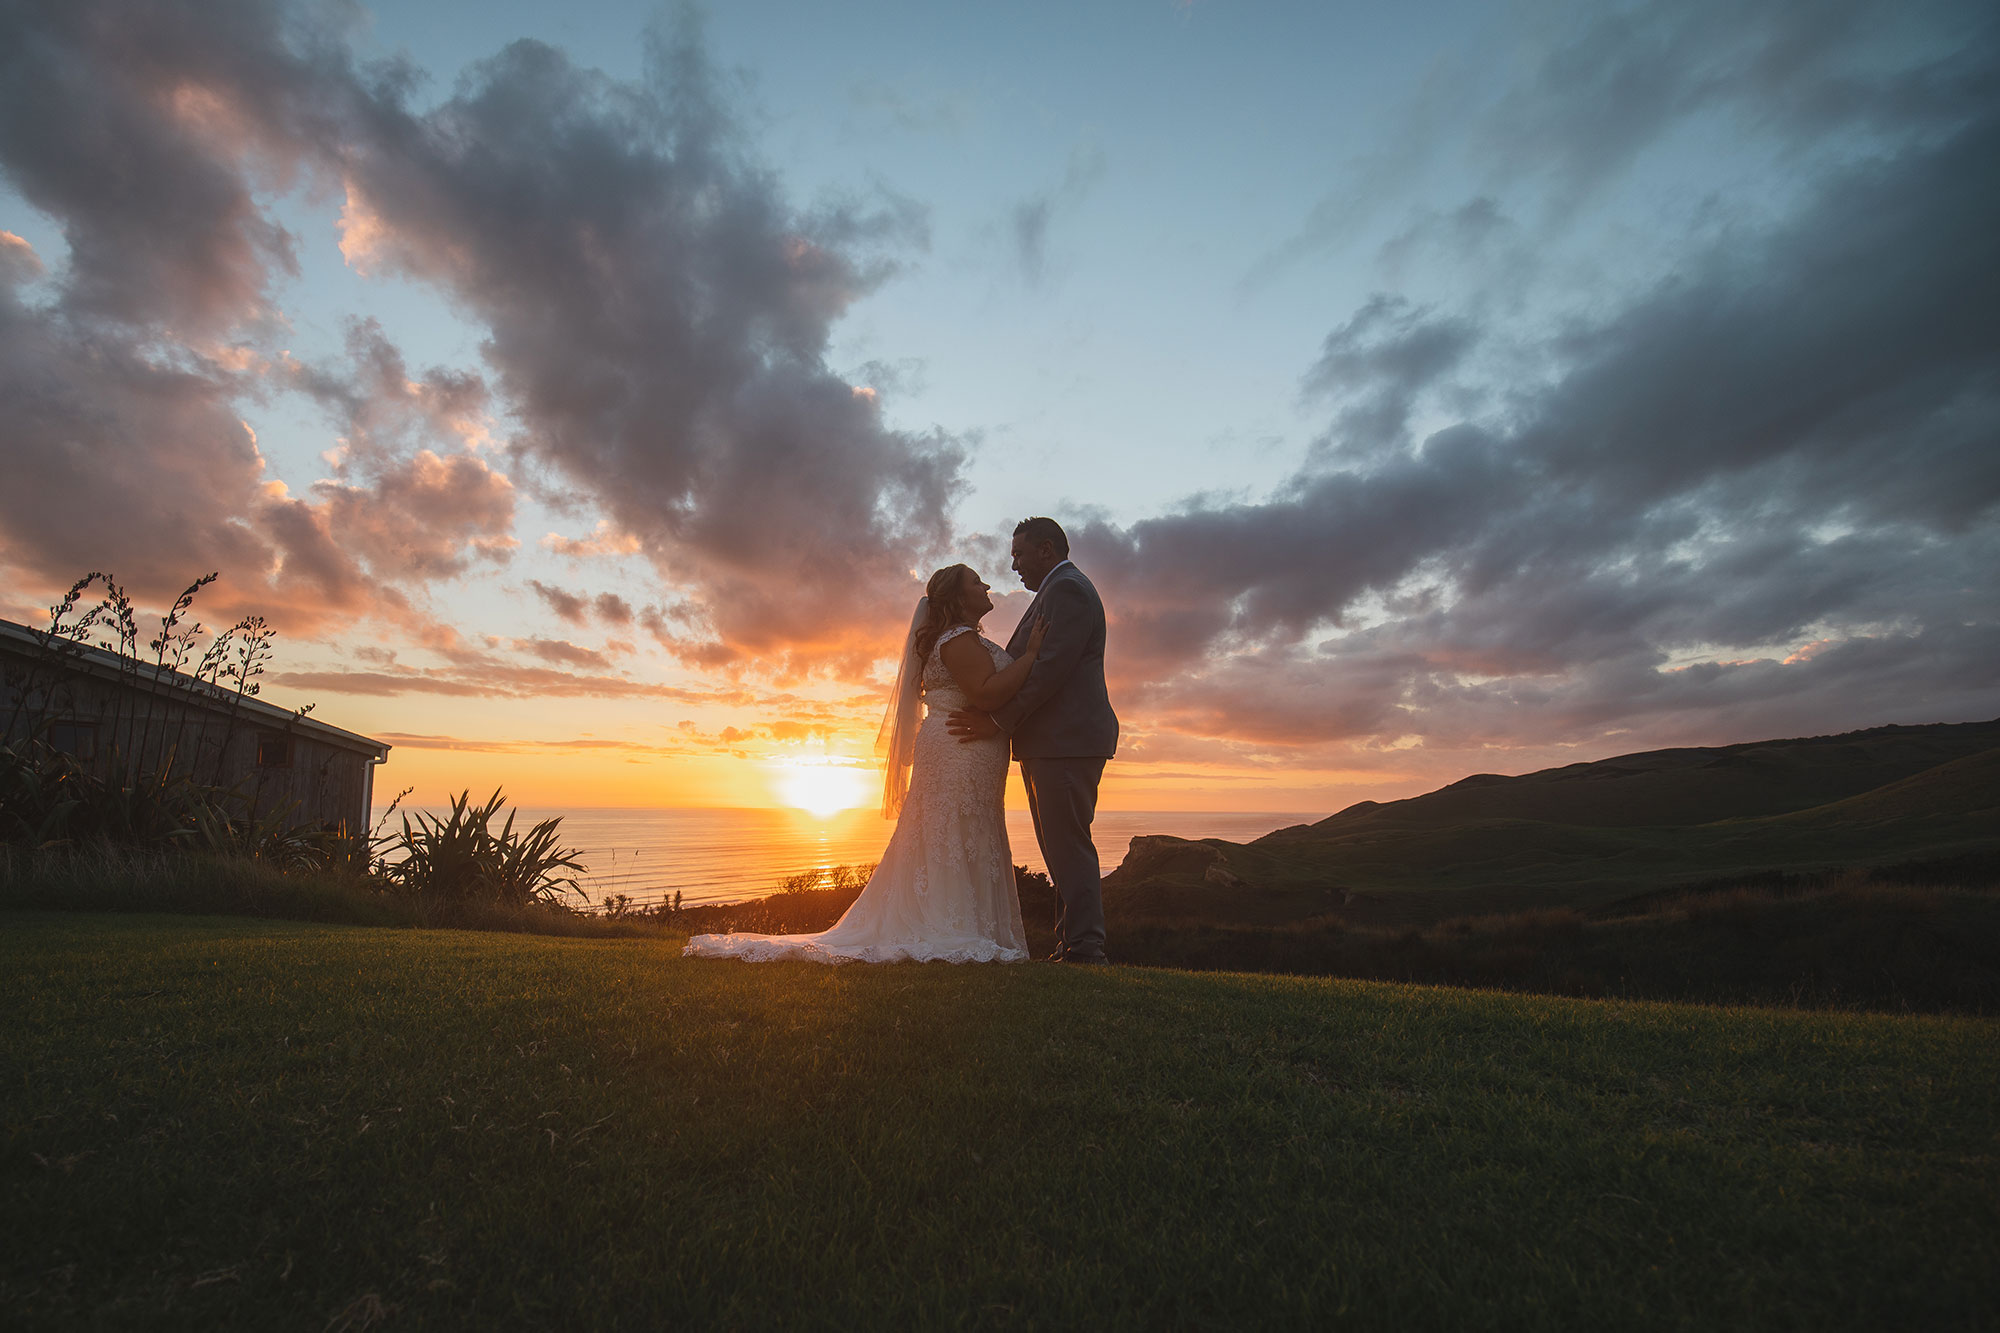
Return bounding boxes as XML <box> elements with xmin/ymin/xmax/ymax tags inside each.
<box><xmin>48</xmin><ymin>720</ymin><xmax>96</xmax><ymax>760</ymax></box>
<box><xmin>257</xmin><ymin>735</ymin><xmax>293</xmax><ymax>768</ymax></box>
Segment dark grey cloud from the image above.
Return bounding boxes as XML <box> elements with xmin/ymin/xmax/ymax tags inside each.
<box><xmin>1081</xmin><ymin>65</ymin><xmax>2000</xmax><ymax>754</ymax></box>
<box><xmin>1302</xmin><ymin>295</ymin><xmax>1480</xmax><ymax>462</ymax></box>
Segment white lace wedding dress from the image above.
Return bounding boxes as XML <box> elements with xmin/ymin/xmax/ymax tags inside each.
<box><xmin>683</xmin><ymin>625</ymin><xmax>1029</xmax><ymax>964</ymax></box>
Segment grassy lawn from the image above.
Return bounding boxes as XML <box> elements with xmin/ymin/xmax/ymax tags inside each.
<box><xmin>3</xmin><ymin>912</ymin><xmax>1996</xmax><ymax>1330</ymax></box>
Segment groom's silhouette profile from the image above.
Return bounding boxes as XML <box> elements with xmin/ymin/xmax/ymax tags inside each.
<box><xmin>948</xmin><ymin>517</ymin><xmax>1118</xmax><ymax>963</ymax></box>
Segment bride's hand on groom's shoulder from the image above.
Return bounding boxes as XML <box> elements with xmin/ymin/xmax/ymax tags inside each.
<box><xmin>947</xmin><ymin>708</ymin><xmax>1000</xmax><ymax>742</ymax></box>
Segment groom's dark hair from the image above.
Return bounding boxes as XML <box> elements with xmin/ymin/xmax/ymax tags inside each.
<box><xmin>1013</xmin><ymin>516</ymin><xmax>1069</xmax><ymax>558</ymax></box>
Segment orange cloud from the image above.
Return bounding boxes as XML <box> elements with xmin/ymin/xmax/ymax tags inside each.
<box><xmin>337</xmin><ymin>179</ymin><xmax>390</xmax><ymax>273</ymax></box>
<box><xmin>541</xmin><ymin>522</ymin><xmax>643</xmax><ymax>560</ymax></box>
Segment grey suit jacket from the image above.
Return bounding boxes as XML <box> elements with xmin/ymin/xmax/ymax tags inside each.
<box><xmin>989</xmin><ymin>563</ymin><xmax>1119</xmax><ymax>761</ymax></box>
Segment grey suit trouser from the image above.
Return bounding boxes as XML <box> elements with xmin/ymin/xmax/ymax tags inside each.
<box><xmin>1019</xmin><ymin>757</ymin><xmax>1108</xmax><ymax>960</ymax></box>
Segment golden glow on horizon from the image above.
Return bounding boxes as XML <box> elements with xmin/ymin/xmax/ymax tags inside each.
<box><xmin>258</xmin><ymin>676</ymin><xmax>1435</xmax><ymax>815</ymax></box>
<box><xmin>774</xmin><ymin>761</ymin><xmax>871</xmax><ymax>816</ymax></box>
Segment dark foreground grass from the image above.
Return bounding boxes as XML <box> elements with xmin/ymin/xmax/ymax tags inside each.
<box><xmin>1115</xmin><ymin>881</ymin><xmax>2000</xmax><ymax>1013</ymax></box>
<box><xmin>3</xmin><ymin>913</ymin><xmax>1996</xmax><ymax>1330</ymax></box>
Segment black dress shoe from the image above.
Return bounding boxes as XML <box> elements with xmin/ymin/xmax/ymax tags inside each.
<box><xmin>1060</xmin><ymin>953</ymin><xmax>1109</xmax><ymax>965</ymax></box>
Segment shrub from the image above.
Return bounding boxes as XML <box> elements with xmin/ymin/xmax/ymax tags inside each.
<box><xmin>380</xmin><ymin>789</ymin><xmax>586</xmax><ymax>910</ymax></box>
<box><xmin>0</xmin><ymin>737</ymin><xmax>237</xmax><ymax>851</ymax></box>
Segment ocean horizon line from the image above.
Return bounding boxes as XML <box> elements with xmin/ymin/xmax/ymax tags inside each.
<box><xmin>374</xmin><ymin>802</ymin><xmax>1327</xmax><ymax>817</ymax></box>
<box><xmin>375</xmin><ymin>806</ymin><xmax>1323</xmax><ymax>910</ymax></box>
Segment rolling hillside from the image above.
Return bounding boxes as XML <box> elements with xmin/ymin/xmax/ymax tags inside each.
<box><xmin>1106</xmin><ymin>719</ymin><xmax>2000</xmax><ymax>928</ymax></box>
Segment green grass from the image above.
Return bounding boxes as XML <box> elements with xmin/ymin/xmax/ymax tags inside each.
<box><xmin>4</xmin><ymin>913</ymin><xmax>1996</xmax><ymax>1329</ymax></box>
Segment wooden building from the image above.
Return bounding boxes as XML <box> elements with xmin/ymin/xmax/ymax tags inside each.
<box><xmin>0</xmin><ymin>618</ymin><xmax>390</xmax><ymax>831</ymax></box>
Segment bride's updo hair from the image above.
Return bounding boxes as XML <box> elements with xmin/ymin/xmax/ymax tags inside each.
<box><xmin>913</xmin><ymin>564</ymin><xmax>978</xmax><ymax>661</ymax></box>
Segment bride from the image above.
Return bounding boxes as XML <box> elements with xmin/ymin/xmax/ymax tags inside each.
<box><xmin>684</xmin><ymin>564</ymin><xmax>1046</xmax><ymax>963</ymax></box>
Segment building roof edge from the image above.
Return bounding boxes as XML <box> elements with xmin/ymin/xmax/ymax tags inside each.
<box><xmin>0</xmin><ymin>618</ymin><xmax>391</xmax><ymax>759</ymax></box>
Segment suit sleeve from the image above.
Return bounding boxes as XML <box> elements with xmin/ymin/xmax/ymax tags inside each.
<box><xmin>989</xmin><ymin>578</ymin><xmax>1095</xmax><ymax>733</ymax></box>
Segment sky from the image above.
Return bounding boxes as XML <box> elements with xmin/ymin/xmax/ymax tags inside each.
<box><xmin>1</xmin><ymin>0</ymin><xmax>1995</xmax><ymax>814</ymax></box>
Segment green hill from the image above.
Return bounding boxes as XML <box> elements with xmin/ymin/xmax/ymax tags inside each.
<box><xmin>1106</xmin><ymin>719</ymin><xmax>2000</xmax><ymax>928</ymax></box>
<box><xmin>1277</xmin><ymin>717</ymin><xmax>2000</xmax><ymax>833</ymax></box>
<box><xmin>1766</xmin><ymin>742</ymin><xmax>2000</xmax><ymax>827</ymax></box>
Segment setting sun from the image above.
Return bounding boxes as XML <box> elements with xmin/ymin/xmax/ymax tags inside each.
<box><xmin>774</xmin><ymin>762</ymin><xmax>871</xmax><ymax>816</ymax></box>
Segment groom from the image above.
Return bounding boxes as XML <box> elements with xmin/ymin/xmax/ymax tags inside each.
<box><xmin>948</xmin><ymin>517</ymin><xmax>1119</xmax><ymax>963</ymax></box>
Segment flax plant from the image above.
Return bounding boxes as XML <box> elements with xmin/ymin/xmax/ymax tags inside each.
<box><xmin>1</xmin><ymin>572</ymin><xmax>320</xmax><ymax>858</ymax></box>
<box><xmin>383</xmin><ymin>789</ymin><xmax>586</xmax><ymax>910</ymax></box>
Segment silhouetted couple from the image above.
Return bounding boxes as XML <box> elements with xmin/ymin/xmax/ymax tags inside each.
<box><xmin>686</xmin><ymin>516</ymin><xmax>1118</xmax><ymax>965</ymax></box>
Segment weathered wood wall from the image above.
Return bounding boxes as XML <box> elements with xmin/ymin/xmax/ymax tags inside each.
<box><xmin>2</xmin><ymin>643</ymin><xmax>378</xmax><ymax>830</ymax></box>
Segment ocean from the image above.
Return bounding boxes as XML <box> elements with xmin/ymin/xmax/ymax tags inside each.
<box><xmin>376</xmin><ymin>805</ymin><xmax>1315</xmax><ymax>910</ymax></box>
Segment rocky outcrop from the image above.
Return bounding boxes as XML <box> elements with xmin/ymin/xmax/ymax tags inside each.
<box><xmin>1116</xmin><ymin>835</ymin><xmax>1244</xmax><ymax>889</ymax></box>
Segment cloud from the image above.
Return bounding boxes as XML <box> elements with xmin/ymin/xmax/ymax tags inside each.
<box><xmin>3</xmin><ymin>0</ymin><xmax>1993</xmax><ymax>773</ymax></box>
<box><xmin>0</xmin><ymin>230</ymin><xmax>42</xmax><ymax>285</ymax></box>
<box><xmin>370</xmin><ymin>728</ymin><xmax>828</xmax><ymax>759</ymax></box>
<box><xmin>1301</xmin><ymin>295</ymin><xmax>1480</xmax><ymax>461</ymax></box>
<box><xmin>270</xmin><ymin>643</ymin><xmax>862</xmax><ymax>717</ymax></box>
<box><xmin>0</xmin><ymin>2</ymin><xmax>961</xmax><ymax>670</ymax></box>
<box><xmin>1008</xmin><ymin>145</ymin><xmax>1107</xmax><ymax>287</ymax></box>
<box><xmin>0</xmin><ymin>265</ymin><xmax>367</xmax><ymax>627</ymax></box>
<box><xmin>309</xmin><ymin>449</ymin><xmax>517</xmax><ymax>581</ymax></box>
<box><xmin>1478</xmin><ymin>0</ymin><xmax>1994</xmax><ymax>202</ymax></box>
<box><xmin>376</xmin><ymin>732</ymin><xmax>668</xmax><ymax>753</ymax></box>
<box><xmin>0</xmin><ymin>273</ymin><xmax>512</xmax><ymax>628</ymax></box>
<box><xmin>0</xmin><ymin>2</ymin><xmax>521</xmax><ymax>633</ymax></box>
<box><xmin>1079</xmin><ymin>65</ymin><xmax>2000</xmax><ymax>755</ymax></box>
<box><xmin>513</xmin><ymin>636</ymin><xmax>614</xmax><ymax>669</ymax></box>
<box><xmin>528</xmin><ymin>580</ymin><xmax>590</xmax><ymax>626</ymax></box>
<box><xmin>541</xmin><ymin>522</ymin><xmax>643</xmax><ymax>560</ymax></box>
<box><xmin>1374</xmin><ymin>197</ymin><xmax>1527</xmax><ymax>290</ymax></box>
<box><xmin>526</xmin><ymin>580</ymin><xmax>636</xmax><ymax>632</ymax></box>
<box><xmin>288</xmin><ymin>319</ymin><xmax>495</xmax><ymax>462</ymax></box>
<box><xmin>0</xmin><ymin>0</ymin><xmax>306</xmax><ymax>334</ymax></box>
<box><xmin>330</xmin><ymin>20</ymin><xmax>962</xmax><ymax>667</ymax></box>
<box><xmin>270</xmin><ymin>661</ymin><xmax>712</xmax><ymax>700</ymax></box>
<box><xmin>1247</xmin><ymin>0</ymin><xmax>1997</xmax><ymax>285</ymax></box>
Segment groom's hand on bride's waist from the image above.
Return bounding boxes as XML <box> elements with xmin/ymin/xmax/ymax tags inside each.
<box><xmin>947</xmin><ymin>708</ymin><xmax>1001</xmax><ymax>742</ymax></box>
